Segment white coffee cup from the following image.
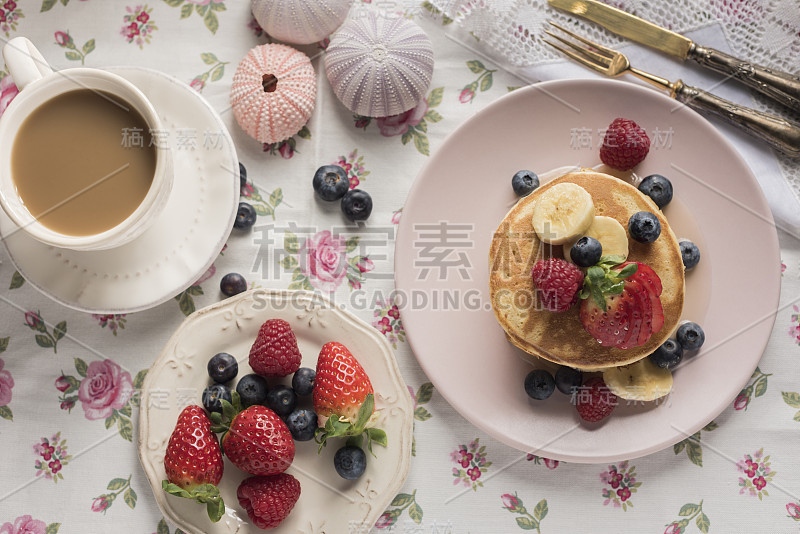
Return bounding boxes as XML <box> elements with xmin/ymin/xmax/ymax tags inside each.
<box><xmin>0</xmin><ymin>37</ymin><xmax>173</xmax><ymax>251</ymax></box>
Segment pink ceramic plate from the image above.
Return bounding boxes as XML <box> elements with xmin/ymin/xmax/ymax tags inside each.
<box><xmin>394</xmin><ymin>78</ymin><xmax>781</xmax><ymax>463</ymax></box>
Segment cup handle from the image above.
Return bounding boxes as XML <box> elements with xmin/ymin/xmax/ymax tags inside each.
<box><xmin>2</xmin><ymin>37</ymin><xmax>54</xmax><ymax>91</ymax></box>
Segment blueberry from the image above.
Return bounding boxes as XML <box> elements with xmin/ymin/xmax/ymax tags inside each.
<box><xmin>207</xmin><ymin>352</ymin><xmax>238</xmax><ymax>383</ymax></box>
<box><xmin>554</xmin><ymin>366</ymin><xmax>582</xmax><ymax>395</ymax></box>
<box><xmin>341</xmin><ymin>189</ymin><xmax>373</xmax><ymax>222</ymax></box>
<box><xmin>291</xmin><ymin>367</ymin><xmax>315</xmax><ymax>396</ymax></box>
<box><xmin>313</xmin><ymin>165</ymin><xmax>349</xmax><ymax>201</ymax></box>
<box><xmin>333</xmin><ymin>445</ymin><xmax>367</xmax><ymax>480</ymax></box>
<box><xmin>649</xmin><ymin>339</ymin><xmax>683</xmax><ymax>369</ymax></box>
<box><xmin>570</xmin><ymin>236</ymin><xmax>603</xmax><ymax>267</ymax></box>
<box><xmin>220</xmin><ymin>273</ymin><xmax>247</xmax><ymax>297</ymax></box>
<box><xmin>285</xmin><ymin>408</ymin><xmax>318</xmax><ymax>441</ymax></box>
<box><xmin>266</xmin><ymin>385</ymin><xmax>297</xmax><ymax>416</ymax></box>
<box><xmin>236</xmin><ymin>373</ymin><xmax>269</xmax><ymax>407</ymax></box>
<box><xmin>638</xmin><ymin>174</ymin><xmax>673</xmax><ymax>208</ymax></box>
<box><xmin>628</xmin><ymin>211</ymin><xmax>661</xmax><ymax>243</ymax></box>
<box><xmin>202</xmin><ymin>383</ymin><xmax>232</xmax><ymax>414</ymax></box>
<box><xmin>239</xmin><ymin>162</ymin><xmax>247</xmax><ymax>189</ymax></box>
<box><xmin>524</xmin><ymin>369</ymin><xmax>555</xmax><ymax>400</ymax></box>
<box><xmin>679</xmin><ymin>240</ymin><xmax>700</xmax><ymax>270</ymax></box>
<box><xmin>234</xmin><ymin>202</ymin><xmax>257</xmax><ymax>230</ymax></box>
<box><xmin>676</xmin><ymin>322</ymin><xmax>705</xmax><ymax>351</ymax></box>
<box><xmin>512</xmin><ymin>170</ymin><xmax>540</xmax><ymax>197</ymax></box>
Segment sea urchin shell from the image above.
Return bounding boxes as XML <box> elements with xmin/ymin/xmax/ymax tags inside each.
<box><xmin>325</xmin><ymin>12</ymin><xmax>434</xmax><ymax>117</ymax></box>
<box><xmin>230</xmin><ymin>44</ymin><xmax>317</xmax><ymax>145</ymax></box>
<box><xmin>250</xmin><ymin>0</ymin><xmax>354</xmax><ymax>45</ymax></box>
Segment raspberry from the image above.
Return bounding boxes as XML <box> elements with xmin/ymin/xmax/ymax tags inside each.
<box><xmin>532</xmin><ymin>258</ymin><xmax>584</xmax><ymax>312</ymax></box>
<box><xmin>599</xmin><ymin>118</ymin><xmax>650</xmax><ymax>171</ymax></box>
<box><xmin>249</xmin><ymin>319</ymin><xmax>302</xmax><ymax>378</ymax></box>
<box><xmin>237</xmin><ymin>474</ymin><xmax>301</xmax><ymax>529</ymax></box>
<box><xmin>575</xmin><ymin>377</ymin><xmax>617</xmax><ymax>422</ymax></box>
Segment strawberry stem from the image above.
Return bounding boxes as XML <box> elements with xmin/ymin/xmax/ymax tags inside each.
<box><xmin>579</xmin><ymin>256</ymin><xmax>636</xmax><ymax>311</ymax></box>
<box><xmin>162</xmin><ymin>481</ymin><xmax>225</xmax><ymax>522</ymax></box>
<box><xmin>314</xmin><ymin>393</ymin><xmax>388</xmax><ymax>456</ymax></box>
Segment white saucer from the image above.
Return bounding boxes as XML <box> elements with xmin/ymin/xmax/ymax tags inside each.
<box><xmin>0</xmin><ymin>67</ymin><xmax>239</xmax><ymax>314</ymax></box>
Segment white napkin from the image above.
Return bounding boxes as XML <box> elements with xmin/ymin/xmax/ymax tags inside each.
<box><xmin>515</xmin><ymin>23</ymin><xmax>800</xmax><ymax>234</ymax></box>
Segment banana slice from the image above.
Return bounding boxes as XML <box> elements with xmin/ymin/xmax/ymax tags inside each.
<box><xmin>531</xmin><ymin>183</ymin><xmax>595</xmax><ymax>245</ymax></box>
<box><xmin>602</xmin><ymin>358</ymin><xmax>673</xmax><ymax>401</ymax></box>
<box><xmin>564</xmin><ymin>216</ymin><xmax>629</xmax><ymax>263</ymax></box>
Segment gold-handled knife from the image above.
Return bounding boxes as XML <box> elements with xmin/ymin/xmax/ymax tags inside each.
<box><xmin>548</xmin><ymin>0</ymin><xmax>800</xmax><ymax>111</ymax></box>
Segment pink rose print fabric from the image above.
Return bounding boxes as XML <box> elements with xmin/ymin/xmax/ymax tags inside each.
<box><xmin>78</xmin><ymin>359</ymin><xmax>133</xmax><ymax>420</ymax></box>
<box><xmin>0</xmin><ymin>74</ymin><xmax>19</xmax><ymax>118</ymax></box>
<box><xmin>33</xmin><ymin>432</ymin><xmax>71</xmax><ymax>483</ymax></box>
<box><xmin>600</xmin><ymin>461</ymin><xmax>641</xmax><ymax>511</ymax></box>
<box><xmin>0</xmin><ymin>516</ymin><xmax>46</xmax><ymax>534</ymax></box>
<box><xmin>285</xmin><ymin>231</ymin><xmax>374</xmax><ymax>292</ymax></box>
<box><xmin>737</xmin><ymin>448</ymin><xmax>776</xmax><ymax>499</ymax></box>
<box><xmin>56</xmin><ymin>358</ymin><xmax>146</xmax><ymax>441</ymax></box>
<box><xmin>451</xmin><ymin>438</ymin><xmax>491</xmax><ymax>491</ymax></box>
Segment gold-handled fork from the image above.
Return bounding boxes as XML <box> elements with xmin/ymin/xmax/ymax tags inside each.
<box><xmin>544</xmin><ymin>22</ymin><xmax>800</xmax><ymax>158</ymax></box>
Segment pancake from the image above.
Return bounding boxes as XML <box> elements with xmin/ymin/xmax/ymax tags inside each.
<box><xmin>489</xmin><ymin>169</ymin><xmax>685</xmax><ymax>370</ymax></box>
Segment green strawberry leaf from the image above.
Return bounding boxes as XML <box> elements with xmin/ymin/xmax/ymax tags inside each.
<box><xmin>355</xmin><ymin>394</ymin><xmax>374</xmax><ymax>429</ymax></box>
<box><xmin>617</xmin><ymin>263</ymin><xmax>638</xmax><ymax>279</ymax></box>
<box><xmin>599</xmin><ymin>254</ymin><xmax>626</xmax><ymax>266</ymax></box>
<box><xmin>162</xmin><ymin>481</ymin><xmax>224</xmax><ymax>522</ymax></box>
<box><xmin>591</xmin><ymin>286</ymin><xmax>606</xmax><ymax>312</ymax></box>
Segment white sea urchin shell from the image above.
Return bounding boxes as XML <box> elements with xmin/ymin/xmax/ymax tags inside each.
<box><xmin>230</xmin><ymin>44</ymin><xmax>317</xmax><ymax>144</ymax></box>
<box><xmin>250</xmin><ymin>0</ymin><xmax>355</xmax><ymax>45</ymax></box>
<box><xmin>325</xmin><ymin>12</ymin><xmax>435</xmax><ymax>117</ymax></box>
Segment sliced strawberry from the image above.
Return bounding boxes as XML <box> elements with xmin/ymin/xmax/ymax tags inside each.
<box><xmin>579</xmin><ymin>257</ymin><xmax>640</xmax><ymax>348</ymax></box>
<box><xmin>623</xmin><ymin>261</ymin><xmax>665</xmax><ymax>336</ymax></box>
<box><xmin>628</xmin><ymin>261</ymin><xmax>662</xmax><ymax>296</ymax></box>
<box><xmin>618</xmin><ymin>277</ymin><xmax>645</xmax><ymax>350</ymax></box>
<box><xmin>635</xmin><ymin>279</ymin><xmax>655</xmax><ymax>348</ymax></box>
<box><xmin>580</xmin><ymin>290</ymin><xmax>635</xmax><ymax>347</ymax></box>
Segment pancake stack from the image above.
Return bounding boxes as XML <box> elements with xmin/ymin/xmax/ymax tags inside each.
<box><xmin>489</xmin><ymin>169</ymin><xmax>685</xmax><ymax>371</ymax></box>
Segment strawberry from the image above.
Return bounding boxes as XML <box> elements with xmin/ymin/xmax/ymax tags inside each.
<box><xmin>220</xmin><ymin>405</ymin><xmax>295</xmax><ymax>476</ymax></box>
<box><xmin>575</xmin><ymin>377</ymin><xmax>617</xmax><ymax>422</ymax></box>
<box><xmin>249</xmin><ymin>319</ymin><xmax>302</xmax><ymax>378</ymax></box>
<box><xmin>162</xmin><ymin>405</ymin><xmax>225</xmax><ymax>522</ymax></box>
<box><xmin>313</xmin><ymin>342</ymin><xmax>387</xmax><ymax>453</ymax></box>
<box><xmin>579</xmin><ymin>258</ymin><xmax>665</xmax><ymax>348</ymax></box>
<box><xmin>599</xmin><ymin>118</ymin><xmax>650</xmax><ymax>170</ymax></box>
<box><xmin>237</xmin><ymin>474</ymin><xmax>301</xmax><ymax>529</ymax></box>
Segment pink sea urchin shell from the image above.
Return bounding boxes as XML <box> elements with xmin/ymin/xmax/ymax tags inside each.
<box><xmin>325</xmin><ymin>12</ymin><xmax>434</xmax><ymax>117</ymax></box>
<box><xmin>230</xmin><ymin>44</ymin><xmax>317</xmax><ymax>144</ymax></box>
<box><xmin>250</xmin><ymin>0</ymin><xmax>354</xmax><ymax>45</ymax></box>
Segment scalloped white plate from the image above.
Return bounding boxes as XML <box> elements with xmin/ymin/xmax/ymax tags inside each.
<box><xmin>138</xmin><ymin>289</ymin><xmax>413</xmax><ymax>534</ymax></box>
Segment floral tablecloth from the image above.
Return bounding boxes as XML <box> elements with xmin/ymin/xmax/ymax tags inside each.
<box><xmin>1</xmin><ymin>1</ymin><xmax>800</xmax><ymax>533</ymax></box>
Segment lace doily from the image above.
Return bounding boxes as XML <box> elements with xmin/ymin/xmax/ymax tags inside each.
<box><xmin>427</xmin><ymin>0</ymin><xmax>800</xmax><ymax>199</ymax></box>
